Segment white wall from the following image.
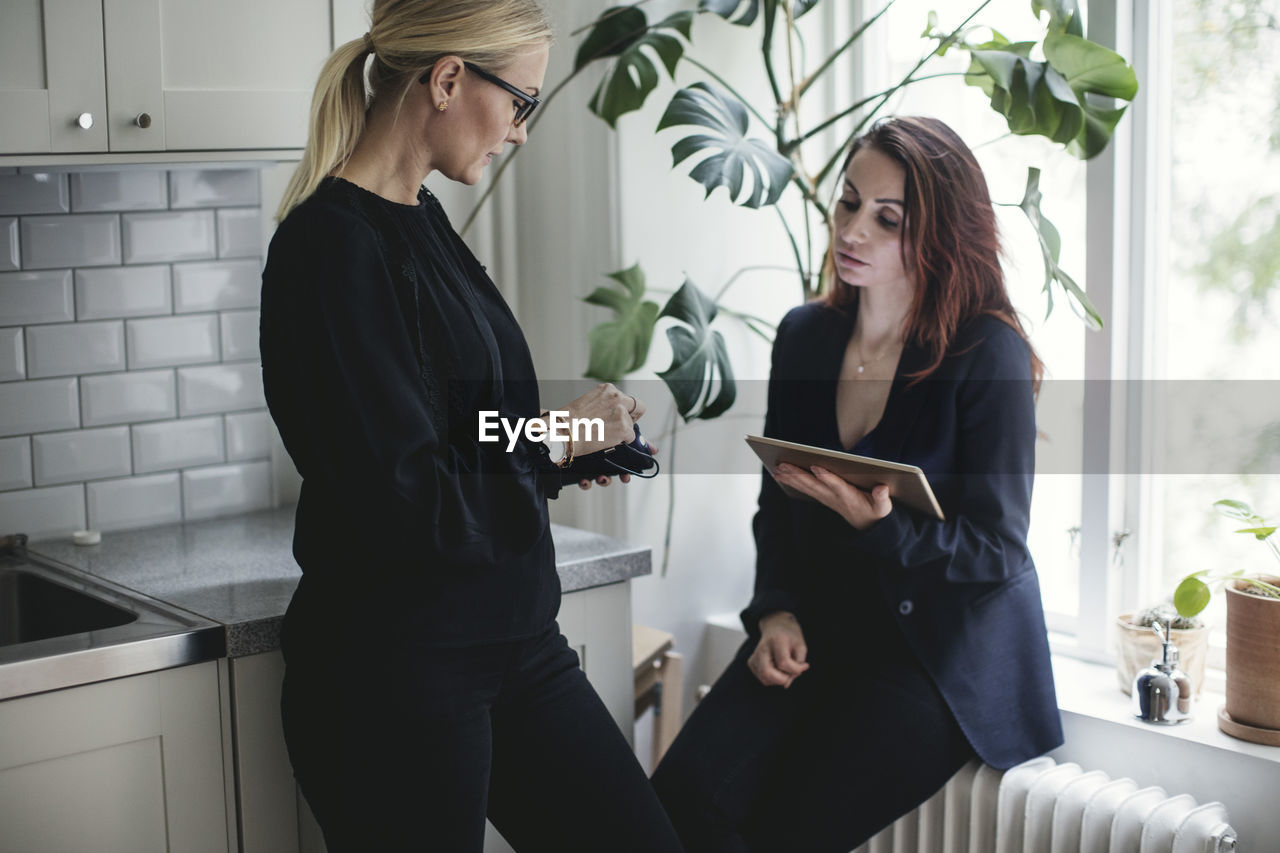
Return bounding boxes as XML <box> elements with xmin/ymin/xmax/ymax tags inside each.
<box><xmin>506</xmin><ymin>1</ymin><xmax>855</xmax><ymax>735</ymax></box>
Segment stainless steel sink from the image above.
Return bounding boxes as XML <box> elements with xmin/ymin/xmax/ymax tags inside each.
<box><xmin>0</xmin><ymin>538</ymin><xmax>225</xmax><ymax>700</ymax></box>
<box><xmin>0</xmin><ymin>565</ymin><xmax>138</xmax><ymax>646</ymax></box>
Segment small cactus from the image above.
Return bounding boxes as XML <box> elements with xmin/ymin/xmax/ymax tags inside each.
<box><xmin>1132</xmin><ymin>601</ymin><xmax>1203</xmax><ymax>631</ymax></box>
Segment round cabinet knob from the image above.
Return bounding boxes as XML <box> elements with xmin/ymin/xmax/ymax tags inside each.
<box><xmin>76</xmin><ymin>112</ymin><xmax>94</xmax><ymax>130</ymax></box>
<box><xmin>134</xmin><ymin>113</ymin><xmax>152</xmax><ymax>129</ymax></box>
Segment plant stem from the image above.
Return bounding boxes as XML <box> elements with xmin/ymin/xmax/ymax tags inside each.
<box><xmin>787</xmin><ymin>73</ymin><xmax>965</xmax><ymax>156</ymax></box>
<box><xmin>813</xmin><ymin>0</ymin><xmax>995</xmax><ymax>189</ymax></box>
<box><xmin>774</xmin><ymin>205</ymin><xmax>809</xmax><ymax>299</ymax></box>
<box><xmin>796</xmin><ymin>0</ymin><xmax>896</xmax><ymax>100</ymax></box>
<box><xmin>760</xmin><ymin>3</ymin><xmax>785</xmax><ymax>115</ymax></box>
<box><xmin>713</xmin><ymin>265</ymin><xmax>800</xmax><ymax>302</ymax></box>
<box><xmin>720</xmin><ymin>306</ymin><xmax>778</xmax><ymax>333</ymax></box>
<box><xmin>660</xmin><ymin>405</ymin><xmax>678</xmax><ymax>577</ymax></box>
<box><xmin>681</xmin><ymin>56</ymin><xmax>775</xmax><ymax>130</ymax></box>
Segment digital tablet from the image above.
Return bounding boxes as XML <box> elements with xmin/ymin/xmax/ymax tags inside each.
<box><xmin>745</xmin><ymin>435</ymin><xmax>945</xmax><ymax>520</ymax></box>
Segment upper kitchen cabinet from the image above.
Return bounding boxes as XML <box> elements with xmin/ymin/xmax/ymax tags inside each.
<box><xmin>0</xmin><ymin>0</ymin><xmax>333</xmax><ymax>157</ymax></box>
<box><xmin>0</xmin><ymin>0</ymin><xmax>110</xmax><ymax>154</ymax></box>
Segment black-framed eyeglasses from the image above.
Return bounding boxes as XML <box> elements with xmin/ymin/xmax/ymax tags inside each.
<box><xmin>418</xmin><ymin>62</ymin><xmax>540</xmax><ymax>127</ymax></box>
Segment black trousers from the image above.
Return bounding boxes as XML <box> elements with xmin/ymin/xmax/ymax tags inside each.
<box><xmin>651</xmin><ymin>638</ymin><xmax>973</xmax><ymax>853</ymax></box>
<box><xmin>281</xmin><ymin>622</ymin><xmax>684</xmax><ymax>852</ymax></box>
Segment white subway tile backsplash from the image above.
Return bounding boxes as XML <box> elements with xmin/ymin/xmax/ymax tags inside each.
<box><xmin>20</xmin><ymin>214</ymin><xmax>122</xmax><ymax>269</ymax></box>
<box><xmin>76</xmin><ymin>265</ymin><xmax>172</xmax><ymax>320</ymax></box>
<box><xmin>0</xmin><ymin>378</ymin><xmax>79</xmax><ymax>437</ymax></box>
<box><xmin>33</xmin><ymin>426</ymin><xmax>131</xmax><ymax>486</ymax></box>
<box><xmin>169</xmin><ymin>169</ymin><xmax>260</xmax><ymax>209</ymax></box>
<box><xmin>182</xmin><ymin>460</ymin><xmax>270</xmax><ymax>521</ymax></box>
<box><xmin>26</xmin><ymin>321</ymin><xmax>125</xmax><ymax>378</ymax></box>
<box><xmin>88</xmin><ymin>472</ymin><xmax>182</xmax><ymax>532</ymax></box>
<box><xmin>0</xmin><ymin>270</ymin><xmax>75</xmax><ymax>325</ymax></box>
<box><xmin>225</xmin><ymin>411</ymin><xmax>271</xmax><ymax>461</ymax></box>
<box><xmin>1</xmin><ymin>218</ymin><xmax>17</xmax><ymax>271</ymax></box>
<box><xmin>122</xmin><ymin>210</ymin><xmax>216</xmax><ymax>264</ymax></box>
<box><xmin>0</xmin><ymin>173</ymin><xmax>69</xmax><ymax>216</ymax></box>
<box><xmin>132</xmin><ymin>416</ymin><xmax>224</xmax><ymax>473</ymax></box>
<box><xmin>1</xmin><ymin>165</ymin><xmax>276</xmax><ymax>529</ymax></box>
<box><xmin>219</xmin><ymin>310</ymin><xmax>259</xmax><ymax>362</ymax></box>
<box><xmin>217</xmin><ymin>208</ymin><xmax>261</xmax><ymax>259</ymax></box>
<box><xmin>177</xmin><ymin>363</ymin><xmax>264</xmax><ymax>416</ymax></box>
<box><xmin>81</xmin><ymin>369</ymin><xmax>175</xmax><ymax>426</ymax></box>
<box><xmin>0</xmin><ymin>484</ymin><xmax>85</xmax><ymax>540</ymax></box>
<box><xmin>0</xmin><ymin>328</ymin><xmax>24</xmax><ymax>381</ymax></box>
<box><xmin>0</xmin><ymin>437</ymin><xmax>33</xmax><ymax>491</ymax></box>
<box><xmin>126</xmin><ymin>314</ymin><xmax>219</xmax><ymax>369</ymax></box>
<box><xmin>71</xmin><ymin>171</ymin><xmax>168</xmax><ymax>212</ymax></box>
<box><xmin>172</xmin><ymin>259</ymin><xmax>260</xmax><ymax>312</ymax></box>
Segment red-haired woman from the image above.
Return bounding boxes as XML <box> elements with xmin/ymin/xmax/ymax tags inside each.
<box><xmin>652</xmin><ymin>116</ymin><xmax>1062</xmax><ymax>851</ymax></box>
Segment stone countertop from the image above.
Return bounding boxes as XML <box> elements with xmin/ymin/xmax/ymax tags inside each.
<box><xmin>30</xmin><ymin>506</ymin><xmax>651</xmax><ymax>658</ymax></box>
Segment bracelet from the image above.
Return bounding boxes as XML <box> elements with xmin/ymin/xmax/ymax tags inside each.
<box><xmin>557</xmin><ymin>432</ymin><xmax>574</xmax><ymax>469</ymax></box>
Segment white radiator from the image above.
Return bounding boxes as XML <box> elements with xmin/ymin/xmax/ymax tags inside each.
<box><xmin>852</xmin><ymin>756</ymin><xmax>1238</xmax><ymax>853</ymax></box>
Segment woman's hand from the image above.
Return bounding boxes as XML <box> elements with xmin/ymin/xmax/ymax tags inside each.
<box><xmin>748</xmin><ymin>612</ymin><xmax>810</xmax><ymax>688</ymax></box>
<box><xmin>771</xmin><ymin>463</ymin><xmax>892</xmax><ymax>530</ymax></box>
<box><xmin>558</xmin><ymin>383</ymin><xmax>645</xmax><ymax>457</ymax></box>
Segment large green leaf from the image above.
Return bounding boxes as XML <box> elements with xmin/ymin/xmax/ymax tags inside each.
<box><xmin>1018</xmin><ymin>167</ymin><xmax>1102</xmax><ymax>329</ymax></box>
<box><xmin>1043</xmin><ymin>32</ymin><xmax>1139</xmax><ymax>100</ymax></box>
<box><xmin>656</xmin><ymin>279</ymin><xmax>736</xmax><ymax>421</ymax></box>
<box><xmin>963</xmin><ymin>29</ymin><xmax>1136</xmax><ymax>159</ymax></box>
<box><xmin>657</xmin><ymin>82</ymin><xmax>794</xmax><ymax>208</ymax></box>
<box><xmin>578</xmin><ymin>8</ymin><xmax>694</xmax><ymax>128</ymax></box>
<box><xmin>583</xmin><ymin>264</ymin><xmax>661</xmax><ymax>382</ymax></box>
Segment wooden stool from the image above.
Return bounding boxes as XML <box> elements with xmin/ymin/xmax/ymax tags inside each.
<box><xmin>632</xmin><ymin>624</ymin><xmax>684</xmax><ymax>768</ymax></box>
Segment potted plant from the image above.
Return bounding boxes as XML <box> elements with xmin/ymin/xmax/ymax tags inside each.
<box><xmin>1114</xmin><ymin>602</ymin><xmax>1209</xmax><ymax>699</ymax></box>
<box><xmin>1174</xmin><ymin>499</ymin><xmax>1280</xmax><ymax>745</ymax></box>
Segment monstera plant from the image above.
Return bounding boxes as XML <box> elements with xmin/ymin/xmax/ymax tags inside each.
<box><xmin>464</xmin><ymin>0</ymin><xmax>1138</xmax><ymax>422</ymax></box>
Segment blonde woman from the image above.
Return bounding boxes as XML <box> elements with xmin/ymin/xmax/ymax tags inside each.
<box><xmin>259</xmin><ymin>2</ymin><xmax>682</xmax><ymax>850</ymax></box>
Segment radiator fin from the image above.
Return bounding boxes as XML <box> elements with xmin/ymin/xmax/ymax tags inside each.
<box><xmin>850</xmin><ymin>757</ymin><xmax>1236</xmax><ymax>853</ymax></box>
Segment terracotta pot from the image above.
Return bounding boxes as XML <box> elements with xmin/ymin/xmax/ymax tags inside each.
<box><xmin>1114</xmin><ymin>614</ymin><xmax>1209</xmax><ymax>698</ymax></box>
<box><xmin>1223</xmin><ymin>576</ymin><xmax>1280</xmax><ymax>733</ymax></box>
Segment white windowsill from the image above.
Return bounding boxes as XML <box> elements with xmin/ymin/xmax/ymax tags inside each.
<box><xmin>1051</xmin><ymin>654</ymin><xmax>1280</xmax><ymax>767</ymax></box>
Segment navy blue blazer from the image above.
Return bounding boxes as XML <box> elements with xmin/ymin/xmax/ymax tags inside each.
<box><xmin>742</xmin><ymin>301</ymin><xmax>1063</xmax><ymax>770</ymax></box>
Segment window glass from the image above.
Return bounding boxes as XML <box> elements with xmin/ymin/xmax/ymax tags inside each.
<box><xmin>1150</xmin><ymin>0</ymin><xmax>1280</xmax><ymax>621</ymax></box>
<box><xmin>872</xmin><ymin>0</ymin><xmax>1089</xmax><ymax>620</ymax></box>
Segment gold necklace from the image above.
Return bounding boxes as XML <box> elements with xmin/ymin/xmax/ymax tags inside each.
<box><xmin>853</xmin><ymin>336</ymin><xmax>900</xmax><ymax>375</ymax></box>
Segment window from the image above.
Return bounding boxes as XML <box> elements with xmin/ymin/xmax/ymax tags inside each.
<box><xmin>854</xmin><ymin>0</ymin><xmax>1280</xmax><ymax>658</ymax></box>
<box><xmin>1145</xmin><ymin>0</ymin><xmax>1280</xmax><ymax>635</ymax></box>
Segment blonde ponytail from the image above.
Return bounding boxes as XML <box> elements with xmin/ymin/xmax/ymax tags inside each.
<box><xmin>276</xmin><ymin>0</ymin><xmax>553</xmax><ymax>222</ymax></box>
<box><xmin>276</xmin><ymin>38</ymin><xmax>371</xmax><ymax>222</ymax></box>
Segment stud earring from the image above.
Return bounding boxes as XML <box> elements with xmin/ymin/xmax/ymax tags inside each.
<box><xmin>436</xmin><ymin>100</ymin><xmax>449</xmax><ymax>112</ymax></box>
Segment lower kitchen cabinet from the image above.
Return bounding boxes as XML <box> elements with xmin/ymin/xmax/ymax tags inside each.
<box><xmin>227</xmin><ymin>580</ymin><xmax>635</xmax><ymax>853</ymax></box>
<box><xmin>0</xmin><ymin>661</ymin><xmax>231</xmax><ymax>853</ymax></box>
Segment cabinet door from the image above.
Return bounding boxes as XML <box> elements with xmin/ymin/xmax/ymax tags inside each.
<box><xmin>0</xmin><ymin>662</ymin><xmax>230</xmax><ymax>853</ymax></box>
<box><xmin>0</xmin><ymin>0</ymin><xmax>108</xmax><ymax>154</ymax></box>
<box><xmin>103</xmin><ymin>0</ymin><xmax>332</xmax><ymax>151</ymax></box>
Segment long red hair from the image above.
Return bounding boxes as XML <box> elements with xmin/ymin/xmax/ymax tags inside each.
<box><xmin>824</xmin><ymin>116</ymin><xmax>1042</xmax><ymax>389</ymax></box>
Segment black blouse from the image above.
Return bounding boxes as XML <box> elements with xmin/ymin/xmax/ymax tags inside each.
<box><xmin>260</xmin><ymin>177</ymin><xmax>562</xmax><ymax>647</ymax></box>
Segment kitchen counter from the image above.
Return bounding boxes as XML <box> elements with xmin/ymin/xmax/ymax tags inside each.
<box><xmin>30</xmin><ymin>505</ymin><xmax>652</xmax><ymax>657</ymax></box>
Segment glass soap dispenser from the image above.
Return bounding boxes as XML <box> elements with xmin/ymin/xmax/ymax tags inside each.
<box><xmin>1131</xmin><ymin>621</ymin><xmax>1194</xmax><ymax>725</ymax></box>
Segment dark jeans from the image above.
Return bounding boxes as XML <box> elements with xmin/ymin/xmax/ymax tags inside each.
<box><xmin>281</xmin><ymin>622</ymin><xmax>684</xmax><ymax>852</ymax></box>
<box><xmin>651</xmin><ymin>638</ymin><xmax>973</xmax><ymax>853</ymax></box>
